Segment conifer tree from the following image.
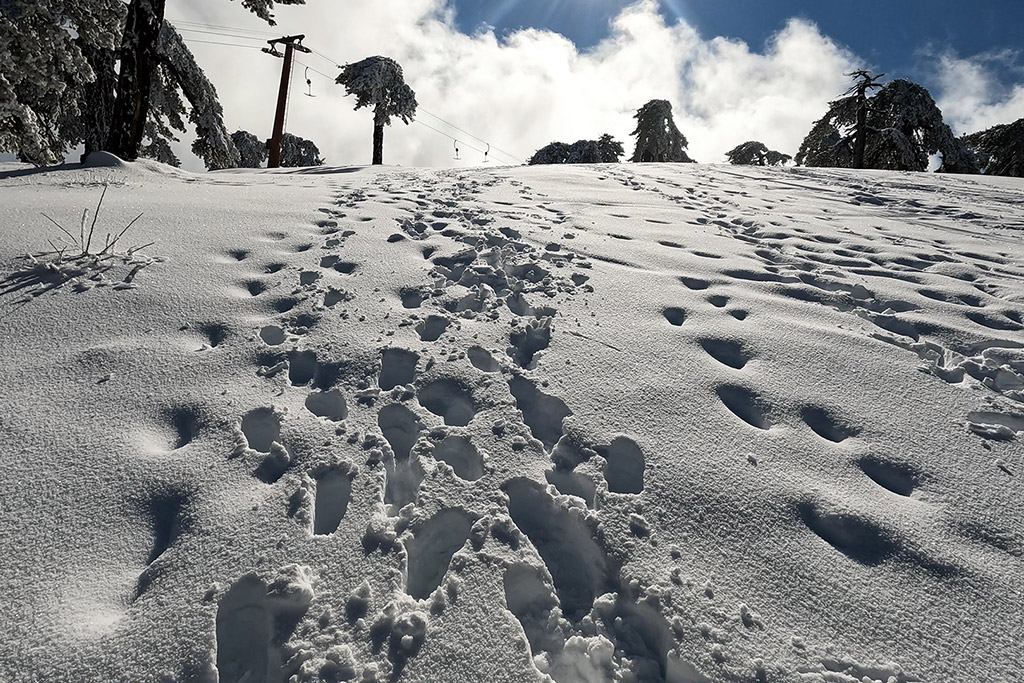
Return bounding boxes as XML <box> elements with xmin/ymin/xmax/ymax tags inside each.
<box><xmin>797</xmin><ymin>74</ymin><xmax>976</xmax><ymax>173</ymax></box>
<box><xmin>335</xmin><ymin>56</ymin><xmax>417</xmax><ymax>165</ymax></box>
<box><xmin>961</xmin><ymin>118</ymin><xmax>1024</xmax><ymax>177</ymax></box>
<box><xmin>528</xmin><ymin>134</ymin><xmax>624</xmax><ymax>165</ymax></box>
<box><xmin>106</xmin><ymin>0</ymin><xmax>303</xmax><ymax>161</ymax></box>
<box><xmin>630</xmin><ymin>99</ymin><xmax>694</xmax><ymax>163</ymax></box>
<box><xmin>0</xmin><ymin>0</ymin><xmax>300</xmax><ymax>166</ymax></box>
<box><xmin>277</xmin><ymin>132</ymin><xmax>324</xmax><ymax>167</ymax></box>
<box><xmin>725</xmin><ymin>141</ymin><xmax>791</xmax><ymax>166</ymax></box>
<box><xmin>232</xmin><ymin>130</ymin><xmax>269</xmax><ymax>168</ymax></box>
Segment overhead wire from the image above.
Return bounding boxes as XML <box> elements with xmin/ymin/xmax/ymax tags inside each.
<box><xmin>302</xmin><ymin>45</ymin><xmax>524</xmax><ymax>164</ymax></box>
<box><xmin>178</xmin><ymin>38</ymin><xmax>264</xmax><ymax>49</ymax></box>
<box><xmin>166</xmin><ymin>17</ymin><xmax>280</xmax><ymax>37</ymax></box>
<box><xmin>173</xmin><ymin>23</ymin><xmax>525</xmax><ymax>164</ymax></box>
<box><xmin>173</xmin><ymin>27</ymin><xmax>268</xmax><ymax>41</ymax></box>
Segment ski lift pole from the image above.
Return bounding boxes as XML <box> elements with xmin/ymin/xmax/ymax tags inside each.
<box><xmin>265</xmin><ymin>35</ymin><xmax>311</xmax><ymax>168</ymax></box>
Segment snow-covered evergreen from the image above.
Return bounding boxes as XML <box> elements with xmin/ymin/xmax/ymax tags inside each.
<box><xmin>157</xmin><ymin>23</ymin><xmax>239</xmax><ymax>170</ymax></box>
<box><xmin>962</xmin><ymin>118</ymin><xmax>1024</xmax><ymax>177</ymax></box>
<box><xmin>0</xmin><ymin>0</ymin><xmax>298</xmax><ymax>166</ymax></box>
<box><xmin>232</xmin><ymin>130</ymin><xmax>269</xmax><ymax>168</ymax></box>
<box><xmin>797</xmin><ymin>77</ymin><xmax>976</xmax><ymax>173</ymax></box>
<box><xmin>725</xmin><ymin>141</ymin><xmax>791</xmax><ymax>166</ymax></box>
<box><xmin>0</xmin><ymin>0</ymin><xmax>125</xmax><ymax>165</ymax></box>
<box><xmin>335</xmin><ymin>56</ymin><xmax>417</xmax><ymax>165</ymax></box>
<box><xmin>630</xmin><ymin>99</ymin><xmax>694</xmax><ymax>163</ymax></box>
<box><xmin>278</xmin><ymin>132</ymin><xmax>324</xmax><ymax>167</ymax></box>
<box><xmin>529</xmin><ymin>134</ymin><xmax>624</xmax><ymax>165</ymax></box>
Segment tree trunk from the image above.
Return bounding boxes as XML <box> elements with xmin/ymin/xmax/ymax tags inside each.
<box><xmin>372</xmin><ymin>121</ymin><xmax>384</xmax><ymax>165</ymax></box>
<box><xmin>106</xmin><ymin>0</ymin><xmax>166</xmax><ymax>161</ymax></box>
<box><xmin>852</xmin><ymin>84</ymin><xmax>868</xmax><ymax>169</ymax></box>
<box><xmin>80</xmin><ymin>43</ymin><xmax>118</xmax><ymax>162</ymax></box>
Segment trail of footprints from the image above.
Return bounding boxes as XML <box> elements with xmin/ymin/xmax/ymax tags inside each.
<box><xmin>130</xmin><ymin>168</ymin><xmax>1023</xmax><ymax>683</ymax></box>
<box><xmin>622</xmin><ymin>165</ymin><xmax>1024</xmax><ymax>447</ymax></box>
<box><xmin>166</xmin><ymin>173</ymin><xmax>690</xmax><ymax>682</ymax></box>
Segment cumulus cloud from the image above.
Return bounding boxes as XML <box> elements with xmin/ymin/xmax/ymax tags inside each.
<box><xmin>929</xmin><ymin>50</ymin><xmax>1024</xmax><ymax>135</ymax></box>
<box><xmin>171</xmin><ymin>0</ymin><xmax>860</xmax><ymax>170</ymax></box>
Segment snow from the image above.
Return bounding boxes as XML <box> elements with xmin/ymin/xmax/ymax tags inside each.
<box><xmin>0</xmin><ymin>158</ymin><xmax>1022</xmax><ymax>683</ymax></box>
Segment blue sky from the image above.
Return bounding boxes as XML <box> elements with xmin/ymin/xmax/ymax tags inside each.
<box><xmin>452</xmin><ymin>0</ymin><xmax>1024</xmax><ymax>90</ymax></box>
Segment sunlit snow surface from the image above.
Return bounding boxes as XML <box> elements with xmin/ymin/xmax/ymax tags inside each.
<box><xmin>0</xmin><ymin>158</ymin><xmax>1022</xmax><ymax>683</ymax></box>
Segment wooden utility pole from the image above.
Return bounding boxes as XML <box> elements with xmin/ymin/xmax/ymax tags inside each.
<box><xmin>263</xmin><ymin>35</ymin><xmax>310</xmax><ymax>168</ymax></box>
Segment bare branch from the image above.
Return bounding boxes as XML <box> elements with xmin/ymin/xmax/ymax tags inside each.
<box><xmin>99</xmin><ymin>213</ymin><xmax>144</xmax><ymax>255</ymax></box>
<box><xmin>85</xmin><ymin>184</ymin><xmax>109</xmax><ymax>255</ymax></box>
<box><xmin>41</xmin><ymin>213</ymin><xmax>79</xmax><ymax>246</ymax></box>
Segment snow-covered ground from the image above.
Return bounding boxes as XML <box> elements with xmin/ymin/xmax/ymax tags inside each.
<box><xmin>0</xmin><ymin>157</ymin><xmax>1021</xmax><ymax>683</ymax></box>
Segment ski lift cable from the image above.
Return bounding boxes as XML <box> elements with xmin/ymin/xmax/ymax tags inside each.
<box><xmin>415</xmin><ymin>120</ymin><xmax>493</xmax><ymax>159</ymax></box>
<box><xmin>178</xmin><ymin>38</ymin><xmax>265</xmax><ymax>49</ymax></box>
<box><xmin>417</xmin><ymin>110</ymin><xmax>521</xmax><ymax>163</ymax></box>
<box><xmin>173</xmin><ymin>27</ymin><xmax>269</xmax><ymax>41</ymax></box>
<box><xmin>304</xmin><ymin>45</ymin><xmax>524</xmax><ymax>164</ymax></box>
<box><xmin>293</xmin><ymin>59</ymin><xmax>334</xmax><ymax>81</ymax></box>
<box><xmin>173</xmin><ymin>25</ymin><xmax>524</xmax><ymax>165</ymax></box>
<box><xmin>166</xmin><ymin>17</ymin><xmax>281</xmax><ymax>37</ymax></box>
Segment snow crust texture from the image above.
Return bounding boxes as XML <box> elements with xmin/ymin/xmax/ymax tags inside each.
<box><xmin>0</xmin><ymin>161</ymin><xmax>1022</xmax><ymax>683</ymax></box>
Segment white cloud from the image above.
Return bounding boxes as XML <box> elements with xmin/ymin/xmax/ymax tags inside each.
<box><xmin>930</xmin><ymin>50</ymin><xmax>1024</xmax><ymax>135</ymax></box>
<box><xmin>171</xmin><ymin>0</ymin><xmax>860</xmax><ymax>170</ymax></box>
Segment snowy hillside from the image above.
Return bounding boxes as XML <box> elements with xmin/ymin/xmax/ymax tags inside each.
<box><xmin>0</xmin><ymin>158</ymin><xmax>1021</xmax><ymax>683</ymax></box>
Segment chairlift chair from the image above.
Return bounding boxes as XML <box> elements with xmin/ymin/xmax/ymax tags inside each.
<box><xmin>304</xmin><ymin>67</ymin><xmax>316</xmax><ymax>97</ymax></box>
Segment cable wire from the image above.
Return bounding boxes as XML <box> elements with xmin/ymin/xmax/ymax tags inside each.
<box><xmin>177</xmin><ymin>24</ymin><xmax>525</xmax><ymax>164</ymax></box>
<box><xmin>303</xmin><ymin>44</ymin><xmax>524</xmax><ymax>163</ymax></box>
<box><xmin>166</xmin><ymin>17</ymin><xmax>280</xmax><ymax>37</ymax></box>
<box><xmin>179</xmin><ymin>38</ymin><xmax>265</xmax><ymax>49</ymax></box>
<box><xmin>174</xmin><ymin>27</ymin><xmax>268</xmax><ymax>41</ymax></box>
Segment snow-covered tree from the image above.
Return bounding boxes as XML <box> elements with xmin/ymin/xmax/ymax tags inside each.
<box><xmin>0</xmin><ymin>0</ymin><xmax>125</xmax><ymax>165</ymax></box>
<box><xmin>961</xmin><ymin>118</ymin><xmax>1024</xmax><ymax>177</ymax></box>
<box><xmin>0</xmin><ymin>0</ymin><xmax>300</xmax><ymax>165</ymax></box>
<box><xmin>106</xmin><ymin>0</ymin><xmax>303</xmax><ymax>161</ymax></box>
<box><xmin>630</xmin><ymin>99</ymin><xmax>694</xmax><ymax>163</ymax></box>
<box><xmin>796</xmin><ymin>75</ymin><xmax>976</xmax><ymax>173</ymax></box>
<box><xmin>528</xmin><ymin>134</ymin><xmax>624</xmax><ymax>165</ymax></box>
<box><xmin>232</xmin><ymin>130</ymin><xmax>269</xmax><ymax>168</ymax></box>
<box><xmin>1</xmin><ymin>2</ymin><xmax>243</xmax><ymax>169</ymax></box>
<box><xmin>725</xmin><ymin>141</ymin><xmax>791</xmax><ymax>166</ymax></box>
<box><xmin>277</xmin><ymin>133</ymin><xmax>324</xmax><ymax>167</ymax></box>
<box><xmin>335</xmin><ymin>56</ymin><xmax>417</xmax><ymax>165</ymax></box>
<box><xmin>228</xmin><ymin>130</ymin><xmax>322</xmax><ymax>168</ymax></box>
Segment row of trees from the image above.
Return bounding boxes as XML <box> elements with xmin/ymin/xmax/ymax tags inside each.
<box><xmin>757</xmin><ymin>72</ymin><xmax>1021</xmax><ymax>176</ymax></box>
<box><xmin>528</xmin><ymin>73</ymin><xmax>1022</xmax><ymax>177</ymax></box>
<box><xmin>1</xmin><ymin>5</ymin><xmax>1019</xmax><ymax>177</ymax></box>
<box><xmin>529</xmin><ymin>99</ymin><xmax>694</xmax><ymax>165</ymax></box>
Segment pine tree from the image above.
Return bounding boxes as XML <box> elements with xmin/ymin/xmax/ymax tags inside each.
<box><xmin>232</xmin><ymin>130</ymin><xmax>269</xmax><ymax>168</ymax></box>
<box><xmin>1</xmin><ymin>2</ymin><xmax>244</xmax><ymax>169</ymax></box>
<box><xmin>796</xmin><ymin>75</ymin><xmax>976</xmax><ymax>173</ymax></box>
<box><xmin>725</xmin><ymin>141</ymin><xmax>792</xmax><ymax>166</ymax></box>
<box><xmin>0</xmin><ymin>0</ymin><xmax>124</xmax><ymax>165</ymax></box>
<box><xmin>335</xmin><ymin>56</ymin><xmax>417</xmax><ymax>165</ymax></box>
<box><xmin>528</xmin><ymin>134</ymin><xmax>624</xmax><ymax>165</ymax></box>
<box><xmin>156</xmin><ymin>23</ymin><xmax>238</xmax><ymax>170</ymax></box>
<box><xmin>277</xmin><ymin>132</ymin><xmax>324</xmax><ymax>167</ymax></box>
<box><xmin>961</xmin><ymin>118</ymin><xmax>1024</xmax><ymax>177</ymax></box>
<box><xmin>630</xmin><ymin>99</ymin><xmax>694</xmax><ymax>163</ymax></box>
